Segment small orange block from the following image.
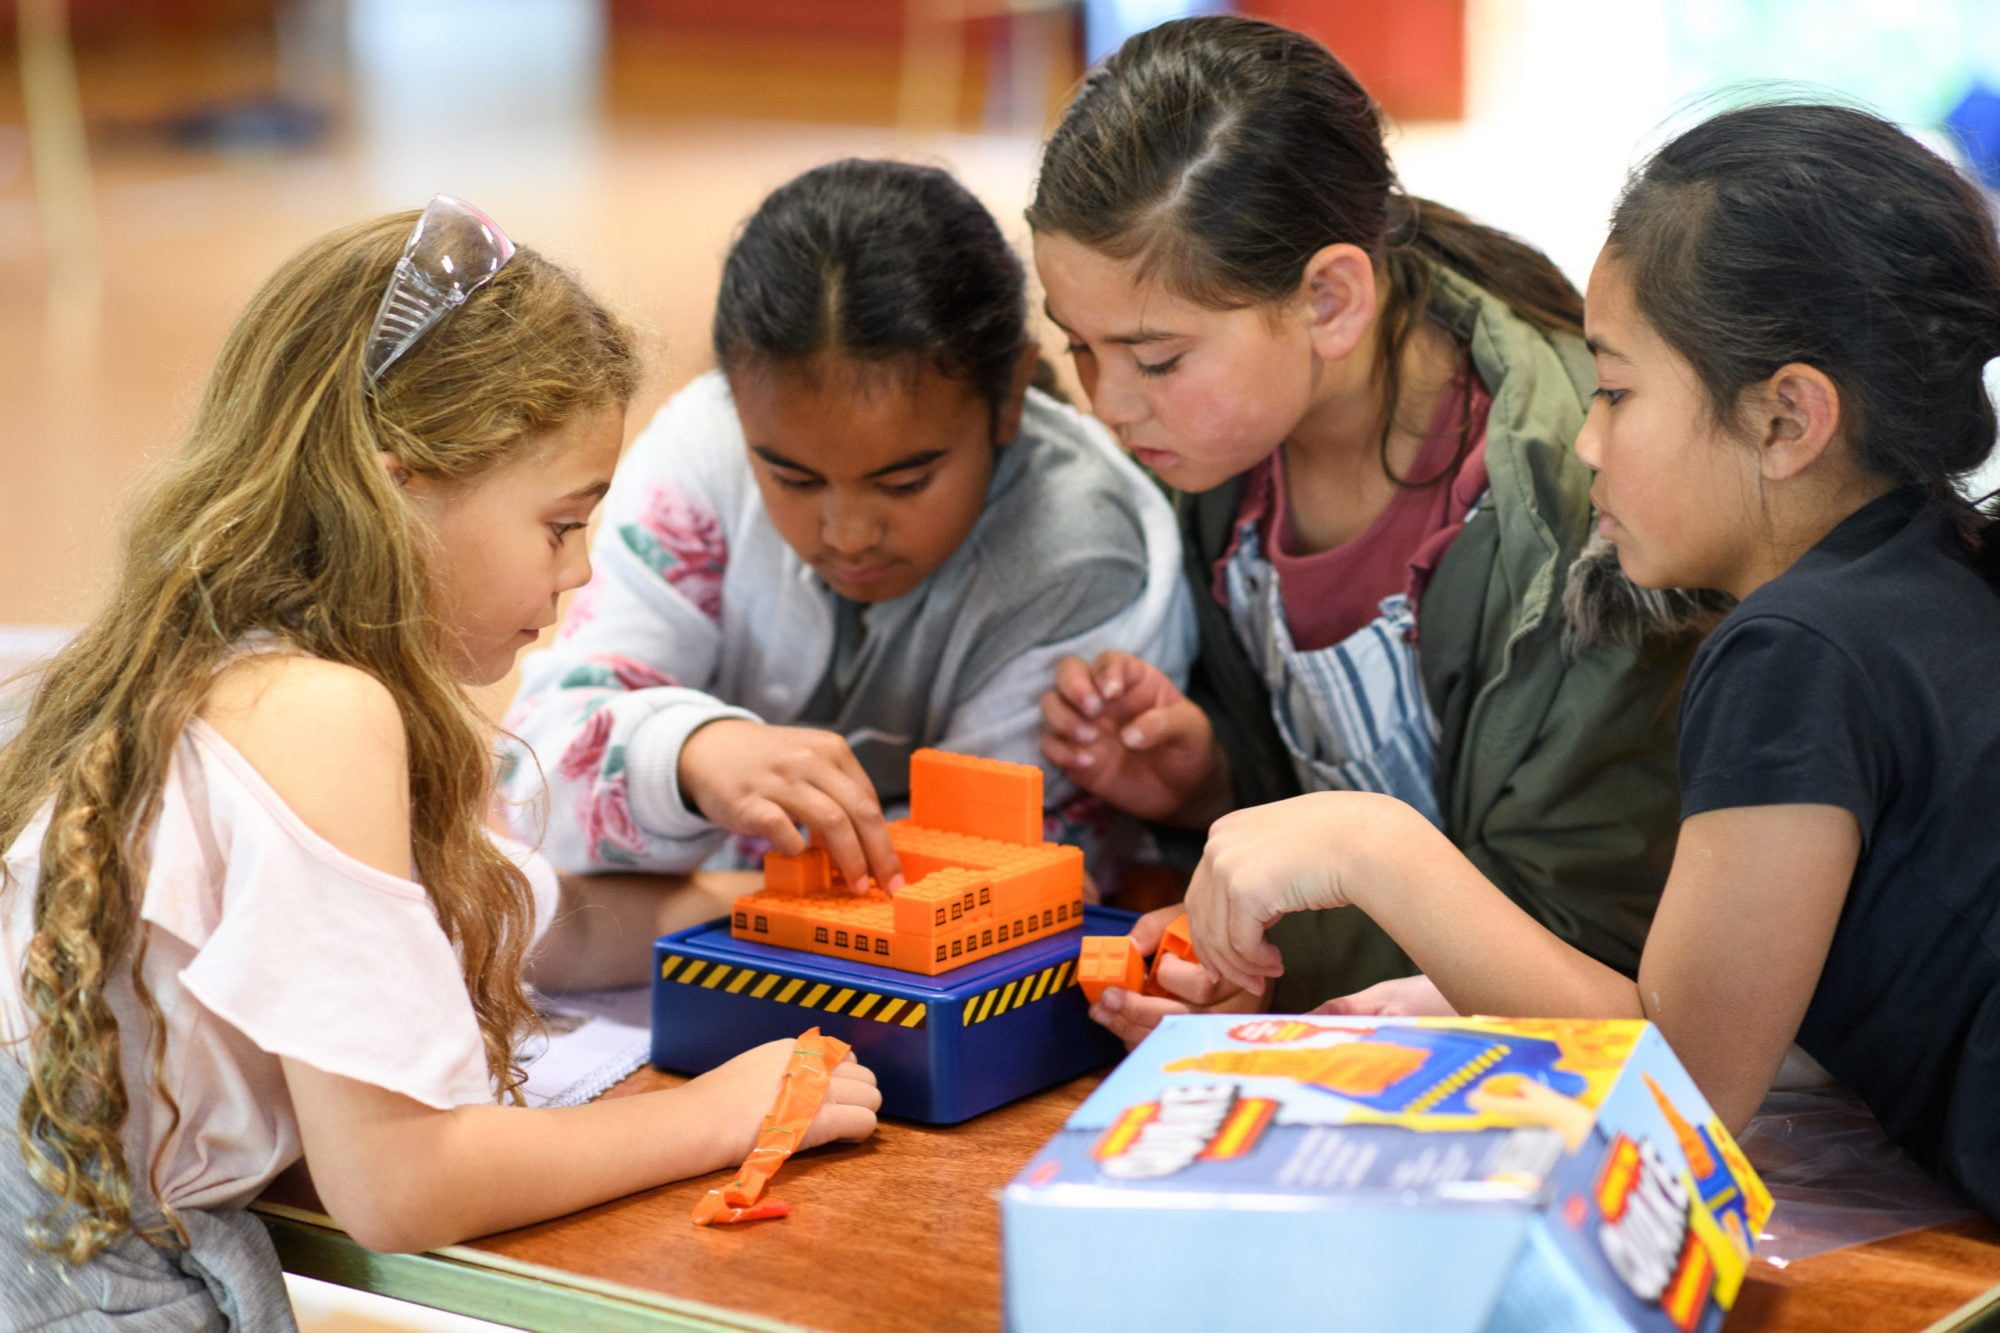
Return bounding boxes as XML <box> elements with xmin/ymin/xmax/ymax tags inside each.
<box><xmin>1078</xmin><ymin>935</ymin><xmax>1146</xmax><ymax>1004</ymax></box>
<box><xmin>1144</xmin><ymin>915</ymin><xmax>1198</xmax><ymax>997</ymax></box>
<box><xmin>764</xmin><ymin>847</ymin><xmax>831</xmax><ymax>895</ymax></box>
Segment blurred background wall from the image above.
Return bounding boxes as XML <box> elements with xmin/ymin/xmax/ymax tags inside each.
<box><xmin>3</xmin><ymin>0</ymin><xmax>1998</xmax><ymax>634</ymax></box>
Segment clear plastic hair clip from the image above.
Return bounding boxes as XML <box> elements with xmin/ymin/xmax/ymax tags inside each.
<box><xmin>363</xmin><ymin>194</ymin><xmax>517</xmax><ymax>385</ymax></box>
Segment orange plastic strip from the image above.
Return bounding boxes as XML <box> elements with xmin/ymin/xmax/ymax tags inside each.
<box><xmin>691</xmin><ymin>1027</ymin><xmax>852</xmax><ymax>1227</ymax></box>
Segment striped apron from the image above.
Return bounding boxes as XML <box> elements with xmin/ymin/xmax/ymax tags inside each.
<box><xmin>1222</xmin><ymin>517</ymin><xmax>1445</xmax><ymax>826</ymax></box>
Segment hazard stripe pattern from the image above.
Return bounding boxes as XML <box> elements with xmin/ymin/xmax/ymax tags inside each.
<box><xmin>658</xmin><ymin>955</ymin><xmax>927</xmax><ymax>1029</ymax></box>
<box><xmin>962</xmin><ymin>960</ymin><xmax>1076</xmax><ymax>1026</ymax></box>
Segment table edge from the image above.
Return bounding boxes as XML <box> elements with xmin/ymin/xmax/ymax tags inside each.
<box><xmin>253</xmin><ymin>1201</ymin><xmax>808</xmax><ymax>1333</ymax></box>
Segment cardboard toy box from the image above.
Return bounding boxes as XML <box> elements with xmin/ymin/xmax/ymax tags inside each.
<box><xmin>1003</xmin><ymin>1014</ymin><xmax>1772</xmax><ymax>1332</ymax></box>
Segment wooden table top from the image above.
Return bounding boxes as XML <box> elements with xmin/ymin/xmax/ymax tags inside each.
<box><xmin>418</xmin><ymin>1067</ymin><xmax>1999</xmax><ymax>1333</ymax></box>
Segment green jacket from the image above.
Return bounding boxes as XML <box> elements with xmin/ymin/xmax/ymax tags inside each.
<box><xmin>1180</xmin><ymin>266</ymin><xmax>1716</xmax><ymax>1009</ymax></box>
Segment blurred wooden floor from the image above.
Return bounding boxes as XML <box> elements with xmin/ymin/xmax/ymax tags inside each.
<box><xmin>0</xmin><ymin>29</ymin><xmax>1073</xmax><ymax>646</ymax></box>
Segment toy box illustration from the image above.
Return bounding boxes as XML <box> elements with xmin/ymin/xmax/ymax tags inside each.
<box><xmin>653</xmin><ymin>749</ymin><xmax>1121</xmax><ymax>1122</ymax></box>
<box><xmin>1002</xmin><ymin>1014</ymin><xmax>1772</xmax><ymax>1332</ymax></box>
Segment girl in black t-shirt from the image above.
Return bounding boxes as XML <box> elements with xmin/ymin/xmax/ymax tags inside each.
<box><xmin>1163</xmin><ymin>103</ymin><xmax>2000</xmax><ymax>1215</ymax></box>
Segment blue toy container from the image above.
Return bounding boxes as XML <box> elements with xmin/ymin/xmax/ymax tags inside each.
<box><xmin>652</xmin><ymin>906</ymin><xmax>1132</xmax><ymax>1123</ymax></box>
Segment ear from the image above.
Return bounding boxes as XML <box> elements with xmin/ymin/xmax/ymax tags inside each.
<box><xmin>992</xmin><ymin>340</ymin><xmax>1043</xmax><ymax>446</ymax></box>
<box><xmin>376</xmin><ymin>450</ymin><xmax>412</xmax><ymax>488</ymax></box>
<box><xmin>1297</xmin><ymin>243</ymin><xmax>1378</xmax><ymax>363</ymax></box>
<box><xmin>1751</xmin><ymin>364</ymin><xmax>1842</xmax><ymax>482</ymax></box>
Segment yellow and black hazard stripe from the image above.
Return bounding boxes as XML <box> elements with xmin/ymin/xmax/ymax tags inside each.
<box><xmin>961</xmin><ymin>959</ymin><xmax>1076</xmax><ymax>1027</ymax></box>
<box><xmin>657</xmin><ymin>954</ymin><xmax>928</xmax><ymax>1029</ymax></box>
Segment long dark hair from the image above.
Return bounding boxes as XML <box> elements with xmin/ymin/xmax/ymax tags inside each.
<box><xmin>713</xmin><ymin>158</ymin><xmax>1045</xmax><ymax>424</ymax></box>
<box><xmin>1027</xmin><ymin>15</ymin><xmax>1582</xmax><ymax>480</ymax></box>
<box><xmin>1609</xmin><ymin>102</ymin><xmax>2000</xmax><ymax>568</ymax></box>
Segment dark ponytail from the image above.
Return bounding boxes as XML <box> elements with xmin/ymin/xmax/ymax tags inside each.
<box><xmin>713</xmin><ymin>159</ymin><xmax>1037</xmax><ymax>422</ymax></box>
<box><xmin>1608</xmin><ymin>102</ymin><xmax>2000</xmax><ymax>574</ymax></box>
<box><xmin>1028</xmin><ymin>15</ymin><xmax>1581</xmax><ymax>482</ymax></box>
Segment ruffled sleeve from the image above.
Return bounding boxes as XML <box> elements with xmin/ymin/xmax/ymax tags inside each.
<box><xmin>146</xmin><ymin>722</ymin><xmax>497</xmax><ymax>1110</ymax></box>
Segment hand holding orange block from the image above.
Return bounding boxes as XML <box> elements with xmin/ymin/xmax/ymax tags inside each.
<box><xmin>1078</xmin><ymin>935</ymin><xmax>1146</xmax><ymax>1004</ymax></box>
<box><xmin>692</xmin><ymin>1027</ymin><xmax>852</xmax><ymax>1227</ymax></box>
<box><xmin>1142</xmin><ymin>914</ymin><xmax>1198</xmax><ymax>998</ymax></box>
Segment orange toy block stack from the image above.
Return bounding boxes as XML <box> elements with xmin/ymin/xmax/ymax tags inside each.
<box><xmin>1077</xmin><ymin>936</ymin><xmax>1146</xmax><ymax>1004</ymax></box>
<box><xmin>728</xmin><ymin>748</ymin><xmax>1085</xmax><ymax>975</ymax></box>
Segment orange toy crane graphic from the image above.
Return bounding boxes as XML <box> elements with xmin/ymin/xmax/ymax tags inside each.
<box><xmin>729</xmin><ymin>749</ymin><xmax>1086</xmax><ymax>976</ymax></box>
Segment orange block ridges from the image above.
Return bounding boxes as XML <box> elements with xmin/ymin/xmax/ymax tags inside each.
<box><xmin>729</xmin><ymin>749</ymin><xmax>1085</xmax><ymax>975</ymax></box>
<box><xmin>1078</xmin><ymin>936</ymin><xmax>1146</xmax><ymax>1004</ymax></box>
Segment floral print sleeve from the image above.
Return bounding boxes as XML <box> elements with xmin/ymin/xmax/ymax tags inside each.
<box><xmin>500</xmin><ymin>383</ymin><xmax>761</xmax><ymax>873</ymax></box>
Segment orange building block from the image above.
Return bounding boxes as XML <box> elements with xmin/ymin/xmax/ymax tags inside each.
<box><xmin>909</xmin><ymin>748</ymin><xmax>1043</xmax><ymax>846</ymax></box>
<box><xmin>764</xmin><ymin>847</ymin><xmax>831</xmax><ymax>895</ymax></box>
<box><xmin>1078</xmin><ymin>936</ymin><xmax>1146</xmax><ymax>1004</ymax></box>
<box><xmin>1143</xmin><ymin>914</ymin><xmax>1198</xmax><ymax>997</ymax></box>
<box><xmin>729</xmin><ymin>751</ymin><xmax>1086</xmax><ymax>975</ymax></box>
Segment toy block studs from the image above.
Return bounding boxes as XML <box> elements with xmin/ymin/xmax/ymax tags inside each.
<box><xmin>1078</xmin><ymin>936</ymin><xmax>1147</xmax><ymax>1004</ymax></box>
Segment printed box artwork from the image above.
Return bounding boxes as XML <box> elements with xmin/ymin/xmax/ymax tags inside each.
<box><xmin>1003</xmin><ymin>1014</ymin><xmax>1772</xmax><ymax>1332</ymax></box>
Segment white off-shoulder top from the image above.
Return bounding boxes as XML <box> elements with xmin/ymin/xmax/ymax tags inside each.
<box><xmin>0</xmin><ymin>716</ymin><xmax>558</xmax><ymax>1213</ymax></box>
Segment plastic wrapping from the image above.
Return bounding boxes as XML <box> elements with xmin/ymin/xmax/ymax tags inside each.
<box><xmin>1738</xmin><ymin>1084</ymin><xmax>1974</xmax><ymax>1265</ymax></box>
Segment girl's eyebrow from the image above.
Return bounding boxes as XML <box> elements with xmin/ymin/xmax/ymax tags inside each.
<box><xmin>559</xmin><ymin>480</ymin><xmax>611</xmax><ymax>503</ymax></box>
<box><xmin>1585</xmin><ymin>334</ymin><xmax>1633</xmax><ymax>364</ymax></box>
<box><xmin>753</xmin><ymin>445</ymin><xmax>948</xmax><ymax>479</ymax></box>
<box><xmin>1042</xmin><ymin>301</ymin><xmax>1184</xmax><ymax>346</ymax></box>
<box><xmin>751</xmin><ymin>445</ymin><xmax>820</xmax><ymax>477</ymax></box>
<box><xmin>863</xmin><ymin>449</ymin><xmax>947</xmax><ymax>479</ymax></box>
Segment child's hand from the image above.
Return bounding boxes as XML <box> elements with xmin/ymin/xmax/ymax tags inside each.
<box><xmin>687</xmin><ymin>1038</ymin><xmax>882</xmax><ymax>1162</ymax></box>
<box><xmin>1088</xmin><ymin>905</ymin><xmax>1258</xmax><ymax>1047</ymax></box>
<box><xmin>1184</xmin><ymin>793</ymin><xmax>1403</xmax><ymax>997</ymax></box>
<box><xmin>1039</xmin><ymin>652</ymin><xmax>1230</xmax><ymax>828</ymax></box>
<box><xmin>679</xmin><ymin>720</ymin><xmax>903</xmax><ymax>892</ymax></box>
<box><xmin>1311</xmin><ymin>973</ymin><xmax>1458</xmax><ymax>1018</ymax></box>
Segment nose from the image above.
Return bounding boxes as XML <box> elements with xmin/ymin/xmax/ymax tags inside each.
<box><xmin>557</xmin><ymin>538</ymin><xmax>593</xmax><ymax>597</ymax></box>
<box><xmin>821</xmin><ymin>492</ymin><xmax>883</xmax><ymax>556</ymax></box>
<box><xmin>1090</xmin><ymin>362</ymin><xmax>1149</xmax><ymax>431</ymax></box>
<box><xmin>1574</xmin><ymin>400</ymin><xmax>1605</xmax><ymax>471</ymax></box>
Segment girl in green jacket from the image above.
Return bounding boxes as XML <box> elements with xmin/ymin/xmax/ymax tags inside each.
<box><xmin>1031</xmin><ymin>15</ymin><xmax>1718</xmax><ymax>1031</ymax></box>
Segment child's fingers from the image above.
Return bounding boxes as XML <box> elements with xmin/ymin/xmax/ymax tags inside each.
<box><xmin>1090</xmin><ymin>651</ymin><xmax>1152</xmax><ymax>705</ymax></box>
<box><xmin>1114</xmin><ymin>702</ymin><xmax>1190</xmax><ymax>753</ymax></box>
<box><xmin>1040</xmin><ymin>687</ymin><xmax>1101</xmax><ymax>747</ymax></box>
<box><xmin>827</xmin><ymin>1070</ymin><xmax>883</xmax><ymax>1112</ymax></box>
<box><xmin>811</xmin><ymin>1102</ymin><xmax>879</xmax><ymax>1144</ymax></box>
<box><xmin>818</xmin><ymin>748</ymin><xmax>902</xmax><ymax>888</ymax></box>
<box><xmin>1149</xmin><ymin>952</ymin><xmax>1236</xmax><ymax>1007</ymax></box>
<box><xmin>848</xmin><ymin>804</ymin><xmax>903</xmax><ymax>892</ymax></box>
<box><xmin>1052</xmin><ymin>654</ymin><xmax>1105</xmax><ymax>717</ymax></box>
<box><xmin>1186</xmin><ymin>869</ymin><xmax>1273</xmax><ymax>998</ymax></box>
<box><xmin>831</xmin><ymin>1054</ymin><xmax>879</xmax><ymax>1087</ymax></box>
<box><xmin>1126</xmin><ymin>905</ymin><xmax>1180</xmax><ymax>953</ymax></box>
<box><xmin>1089</xmin><ymin>986</ymin><xmax>1187</xmax><ymax>1048</ymax></box>
<box><xmin>745</xmin><ymin>800</ymin><xmax>807</xmax><ymax>856</ymax></box>
<box><xmin>785</xmin><ymin>787</ymin><xmax>876</xmax><ymax>890</ymax></box>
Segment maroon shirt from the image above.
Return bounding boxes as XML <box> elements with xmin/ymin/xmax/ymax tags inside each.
<box><xmin>1215</xmin><ymin>361</ymin><xmax>1494</xmax><ymax>651</ymax></box>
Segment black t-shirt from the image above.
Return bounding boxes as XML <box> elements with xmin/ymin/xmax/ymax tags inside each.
<box><xmin>1678</xmin><ymin>488</ymin><xmax>2000</xmax><ymax>1215</ymax></box>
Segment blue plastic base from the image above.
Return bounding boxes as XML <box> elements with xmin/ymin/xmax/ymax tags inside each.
<box><xmin>652</xmin><ymin>905</ymin><xmax>1133</xmax><ymax>1124</ymax></box>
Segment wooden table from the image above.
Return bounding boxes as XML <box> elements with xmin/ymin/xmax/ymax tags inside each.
<box><xmin>259</xmin><ymin>1066</ymin><xmax>2000</xmax><ymax>1333</ymax></box>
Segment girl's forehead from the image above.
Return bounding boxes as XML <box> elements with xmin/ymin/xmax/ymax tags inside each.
<box><xmin>1035</xmin><ymin>232</ymin><xmax>1263</xmax><ymax>343</ymax></box>
<box><xmin>733</xmin><ymin>359</ymin><xmax>988</xmax><ymax>473</ymax></box>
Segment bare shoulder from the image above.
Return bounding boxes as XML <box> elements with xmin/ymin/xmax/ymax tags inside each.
<box><xmin>200</xmin><ymin>654</ymin><xmax>413</xmax><ymax>878</ymax></box>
